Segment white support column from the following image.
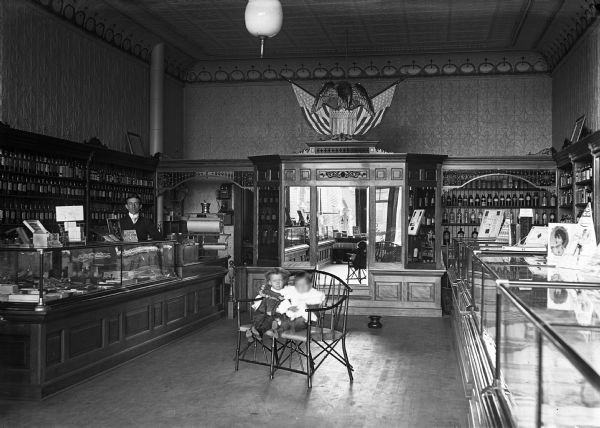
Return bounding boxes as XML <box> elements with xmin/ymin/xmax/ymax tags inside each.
<box><xmin>150</xmin><ymin>43</ymin><xmax>165</xmax><ymax>230</ymax></box>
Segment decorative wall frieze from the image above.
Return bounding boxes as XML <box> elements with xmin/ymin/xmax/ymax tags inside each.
<box><xmin>317</xmin><ymin>169</ymin><xmax>369</xmax><ymax>180</ymax></box>
<box><xmin>158</xmin><ymin>170</ymin><xmax>255</xmax><ymax>193</ymax></box>
<box><xmin>28</xmin><ymin>0</ymin><xmax>193</xmax><ymax>80</ymax></box>
<box><xmin>185</xmin><ymin>53</ymin><xmax>549</xmax><ymax>84</ymax></box>
<box><xmin>538</xmin><ymin>0</ymin><xmax>600</xmax><ymax>69</ymax></box>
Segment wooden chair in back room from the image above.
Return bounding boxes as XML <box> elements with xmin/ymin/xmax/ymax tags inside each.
<box><xmin>347</xmin><ymin>240</ymin><xmax>367</xmax><ymax>284</ymax></box>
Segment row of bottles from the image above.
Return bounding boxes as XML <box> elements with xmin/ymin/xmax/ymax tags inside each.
<box><xmin>90</xmin><ymin>209</ymin><xmax>119</xmax><ymax>224</ymax></box>
<box><xmin>408</xmin><ymin>232</ymin><xmax>435</xmax><ymax>263</ymax></box>
<box><xmin>89</xmin><ymin>167</ymin><xmax>153</xmax><ymax>187</ymax></box>
<box><xmin>0</xmin><ymin>173</ymin><xmax>85</xmax><ymax>198</ymax></box>
<box><xmin>559</xmin><ymin>189</ymin><xmax>573</xmax><ymax>207</ymax></box>
<box><xmin>0</xmin><ymin>148</ymin><xmax>86</xmax><ymax>179</ymax></box>
<box><xmin>443</xmin><ymin>170</ymin><xmax>555</xmax><ymax>187</ymax></box>
<box><xmin>442</xmin><ymin>190</ymin><xmax>556</xmax><ymax>208</ymax></box>
<box><xmin>260</xmin><ymin>226</ymin><xmax>279</xmax><ymax>245</ymax></box>
<box><xmin>575</xmin><ymin>162</ymin><xmax>593</xmax><ymax>183</ymax></box>
<box><xmin>259</xmin><ymin>187</ymin><xmax>279</xmax><ymax>205</ymax></box>
<box><xmin>442</xmin><ymin>227</ymin><xmax>478</xmax><ymax>244</ymax></box>
<box><xmin>89</xmin><ymin>185</ymin><xmax>153</xmax><ymax>204</ymax></box>
<box><xmin>0</xmin><ymin>201</ymin><xmax>59</xmax><ymax>224</ymax></box>
<box><xmin>259</xmin><ymin>207</ymin><xmax>279</xmax><ymax>224</ymax></box>
<box><xmin>443</xmin><ymin>208</ymin><xmax>556</xmax><ymax>226</ymax></box>
<box><xmin>576</xmin><ymin>186</ymin><xmax>593</xmax><ymax>205</ymax></box>
<box><xmin>409</xmin><ymin>186</ymin><xmax>436</xmax><ymax>208</ymax></box>
<box><xmin>559</xmin><ymin>170</ymin><xmax>573</xmax><ymax>188</ymax></box>
<box><xmin>89</xmin><ymin>208</ymin><xmax>154</xmax><ymax>224</ymax></box>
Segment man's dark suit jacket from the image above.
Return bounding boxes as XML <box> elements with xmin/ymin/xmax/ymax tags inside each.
<box><xmin>119</xmin><ymin>215</ymin><xmax>162</xmax><ymax>241</ymax></box>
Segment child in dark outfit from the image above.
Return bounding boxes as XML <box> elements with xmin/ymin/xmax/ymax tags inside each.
<box><xmin>249</xmin><ymin>267</ymin><xmax>290</xmax><ymax>338</ymax></box>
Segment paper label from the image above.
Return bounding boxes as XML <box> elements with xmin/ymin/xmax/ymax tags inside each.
<box><xmin>122</xmin><ymin>230</ymin><xmax>138</xmax><ymax>242</ymax></box>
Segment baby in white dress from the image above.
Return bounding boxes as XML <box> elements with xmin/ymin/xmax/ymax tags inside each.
<box><xmin>272</xmin><ymin>271</ymin><xmax>325</xmax><ymax>337</ymax></box>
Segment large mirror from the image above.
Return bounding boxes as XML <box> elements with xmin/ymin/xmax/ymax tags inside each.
<box><xmin>317</xmin><ymin>187</ymin><xmax>369</xmax><ymax>283</ymax></box>
<box><xmin>375</xmin><ymin>186</ymin><xmax>403</xmax><ymax>263</ymax></box>
<box><xmin>283</xmin><ymin>186</ymin><xmax>310</xmax><ymax>264</ymax></box>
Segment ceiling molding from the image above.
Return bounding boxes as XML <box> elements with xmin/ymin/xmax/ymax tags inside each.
<box><xmin>29</xmin><ymin>0</ymin><xmax>192</xmax><ymax>80</ymax></box>
<box><xmin>536</xmin><ymin>0</ymin><xmax>600</xmax><ymax>68</ymax></box>
<box><xmin>184</xmin><ymin>53</ymin><xmax>549</xmax><ymax>84</ymax></box>
<box><xmin>27</xmin><ymin>0</ymin><xmax>600</xmax><ymax>82</ymax></box>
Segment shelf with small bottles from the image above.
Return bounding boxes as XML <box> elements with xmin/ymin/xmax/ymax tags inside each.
<box><xmin>441</xmin><ymin>167</ymin><xmax>557</xmax><ymax>243</ymax></box>
<box><xmin>554</xmin><ymin>132</ymin><xmax>599</xmax><ymax>225</ymax></box>
<box><xmin>0</xmin><ymin>126</ymin><xmax>159</xmax><ymax>242</ymax></box>
<box><xmin>250</xmin><ymin>155</ymin><xmax>283</xmax><ymax>266</ymax></box>
<box><xmin>406</xmin><ymin>158</ymin><xmax>445</xmax><ymax>269</ymax></box>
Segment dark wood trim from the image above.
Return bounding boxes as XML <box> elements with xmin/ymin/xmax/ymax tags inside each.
<box><xmin>158</xmin><ymin>159</ymin><xmax>254</xmax><ymax>172</ymax></box>
<box><xmin>0</xmin><ymin>126</ymin><xmax>158</xmax><ymax>171</ymax></box>
<box><xmin>444</xmin><ymin>155</ymin><xmax>555</xmax><ymax>170</ymax></box>
<box><xmin>0</xmin><ymin>269</ymin><xmax>226</xmax><ymax>400</ymax></box>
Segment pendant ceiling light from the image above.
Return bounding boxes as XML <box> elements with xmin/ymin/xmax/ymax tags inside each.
<box><xmin>245</xmin><ymin>0</ymin><xmax>283</xmax><ymax>58</ymax></box>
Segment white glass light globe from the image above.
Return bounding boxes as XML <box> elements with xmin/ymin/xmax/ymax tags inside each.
<box><xmin>245</xmin><ymin>0</ymin><xmax>283</xmax><ymax>38</ymax></box>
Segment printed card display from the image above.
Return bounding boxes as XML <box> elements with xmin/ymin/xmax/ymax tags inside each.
<box><xmin>122</xmin><ymin>230</ymin><xmax>138</xmax><ymax>242</ymax></box>
<box><xmin>479</xmin><ymin>209</ymin><xmax>505</xmax><ymax>238</ymax></box>
<box><xmin>408</xmin><ymin>209</ymin><xmax>424</xmax><ymax>236</ymax></box>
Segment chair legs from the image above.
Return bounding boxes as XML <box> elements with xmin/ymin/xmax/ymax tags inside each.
<box><xmin>270</xmin><ymin>335</ymin><xmax>276</xmax><ymax>379</ymax></box>
<box><xmin>306</xmin><ymin>341</ymin><xmax>313</xmax><ymax>388</ymax></box>
<box><xmin>347</xmin><ymin>265</ymin><xmax>366</xmax><ymax>284</ymax></box>
<box><xmin>235</xmin><ymin>331</ymin><xmax>242</xmax><ymax>371</ymax></box>
<box><xmin>341</xmin><ymin>335</ymin><xmax>354</xmax><ymax>383</ymax></box>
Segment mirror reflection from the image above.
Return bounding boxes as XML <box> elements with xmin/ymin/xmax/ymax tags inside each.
<box><xmin>284</xmin><ymin>187</ymin><xmax>310</xmax><ymax>263</ymax></box>
<box><xmin>375</xmin><ymin>187</ymin><xmax>403</xmax><ymax>263</ymax></box>
<box><xmin>317</xmin><ymin>187</ymin><xmax>368</xmax><ymax>284</ymax></box>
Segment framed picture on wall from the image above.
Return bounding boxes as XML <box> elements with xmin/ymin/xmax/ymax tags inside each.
<box><xmin>126</xmin><ymin>132</ymin><xmax>146</xmax><ymax>157</ymax></box>
<box><xmin>570</xmin><ymin>115</ymin><xmax>586</xmax><ymax>143</ymax></box>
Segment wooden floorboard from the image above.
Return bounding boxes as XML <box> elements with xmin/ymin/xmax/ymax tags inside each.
<box><xmin>0</xmin><ymin>316</ymin><xmax>468</xmax><ymax>428</ymax></box>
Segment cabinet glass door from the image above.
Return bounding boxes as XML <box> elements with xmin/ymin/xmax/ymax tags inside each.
<box><xmin>283</xmin><ymin>186</ymin><xmax>310</xmax><ymax>266</ymax></box>
<box><xmin>374</xmin><ymin>186</ymin><xmax>403</xmax><ymax>264</ymax></box>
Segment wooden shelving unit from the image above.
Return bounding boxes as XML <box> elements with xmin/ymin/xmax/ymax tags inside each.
<box><xmin>554</xmin><ymin>131</ymin><xmax>600</xmax><ymax>241</ymax></box>
<box><xmin>0</xmin><ymin>126</ymin><xmax>158</xmax><ymax>241</ymax></box>
<box><xmin>442</xmin><ymin>156</ymin><xmax>557</xmax><ymax>243</ymax></box>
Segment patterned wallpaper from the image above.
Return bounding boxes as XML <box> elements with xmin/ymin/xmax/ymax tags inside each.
<box><xmin>183</xmin><ymin>75</ymin><xmax>551</xmax><ymax>159</ymax></box>
<box><xmin>0</xmin><ymin>0</ymin><xmax>184</xmax><ymax>156</ymax></box>
<box><xmin>552</xmin><ymin>24</ymin><xmax>600</xmax><ymax>149</ymax></box>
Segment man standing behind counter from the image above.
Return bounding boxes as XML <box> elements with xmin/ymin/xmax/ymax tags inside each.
<box><xmin>119</xmin><ymin>194</ymin><xmax>162</xmax><ymax>241</ymax></box>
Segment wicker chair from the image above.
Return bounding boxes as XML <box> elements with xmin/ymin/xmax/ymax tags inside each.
<box><xmin>268</xmin><ymin>270</ymin><xmax>353</xmax><ymax>388</ymax></box>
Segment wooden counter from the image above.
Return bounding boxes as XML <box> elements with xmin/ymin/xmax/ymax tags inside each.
<box><xmin>0</xmin><ymin>268</ymin><xmax>226</xmax><ymax>400</ymax></box>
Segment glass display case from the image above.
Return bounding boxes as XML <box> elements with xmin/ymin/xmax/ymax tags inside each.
<box><xmin>0</xmin><ymin>241</ymin><xmax>176</xmax><ymax>309</ymax></box>
<box><xmin>284</xmin><ymin>226</ymin><xmax>309</xmax><ymax>248</ymax></box>
<box><xmin>449</xmin><ymin>240</ymin><xmax>600</xmax><ymax>427</ymax></box>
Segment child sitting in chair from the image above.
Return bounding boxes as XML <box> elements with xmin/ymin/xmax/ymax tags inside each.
<box><xmin>249</xmin><ymin>267</ymin><xmax>290</xmax><ymax>338</ymax></box>
<box><xmin>271</xmin><ymin>271</ymin><xmax>326</xmax><ymax>338</ymax></box>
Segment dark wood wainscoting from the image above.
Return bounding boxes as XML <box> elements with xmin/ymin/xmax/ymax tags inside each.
<box><xmin>0</xmin><ymin>269</ymin><xmax>226</xmax><ymax>400</ymax></box>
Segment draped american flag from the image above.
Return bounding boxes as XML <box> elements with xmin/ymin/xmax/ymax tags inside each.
<box><xmin>291</xmin><ymin>81</ymin><xmax>399</xmax><ymax>137</ymax></box>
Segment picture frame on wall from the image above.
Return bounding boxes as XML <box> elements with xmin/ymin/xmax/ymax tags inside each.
<box><xmin>126</xmin><ymin>132</ymin><xmax>146</xmax><ymax>157</ymax></box>
<box><xmin>570</xmin><ymin>115</ymin><xmax>586</xmax><ymax>143</ymax></box>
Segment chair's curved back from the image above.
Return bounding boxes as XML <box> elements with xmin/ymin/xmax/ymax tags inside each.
<box><xmin>311</xmin><ymin>270</ymin><xmax>352</xmax><ymax>333</ymax></box>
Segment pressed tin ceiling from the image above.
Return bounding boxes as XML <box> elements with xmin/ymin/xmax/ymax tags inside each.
<box><xmin>31</xmin><ymin>0</ymin><xmax>600</xmax><ymax>73</ymax></box>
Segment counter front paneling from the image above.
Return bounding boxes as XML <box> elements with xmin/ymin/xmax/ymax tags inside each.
<box><xmin>0</xmin><ymin>241</ymin><xmax>227</xmax><ymax>400</ymax></box>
